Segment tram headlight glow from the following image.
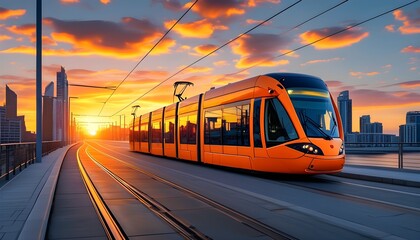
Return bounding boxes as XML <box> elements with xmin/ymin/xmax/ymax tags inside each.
<box><xmin>287</xmin><ymin>143</ymin><xmax>324</xmax><ymax>155</ymax></box>
<box><xmin>339</xmin><ymin>143</ymin><xmax>344</xmax><ymax>154</ymax></box>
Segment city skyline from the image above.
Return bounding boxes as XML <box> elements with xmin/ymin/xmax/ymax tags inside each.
<box><xmin>0</xmin><ymin>0</ymin><xmax>419</xmax><ymax>135</ymax></box>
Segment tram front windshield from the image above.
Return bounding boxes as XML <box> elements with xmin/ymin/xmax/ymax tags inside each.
<box><xmin>288</xmin><ymin>88</ymin><xmax>339</xmax><ymax>139</ymax></box>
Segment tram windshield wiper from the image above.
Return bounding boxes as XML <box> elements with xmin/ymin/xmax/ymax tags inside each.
<box><xmin>299</xmin><ymin>111</ymin><xmax>332</xmax><ymax>140</ymax></box>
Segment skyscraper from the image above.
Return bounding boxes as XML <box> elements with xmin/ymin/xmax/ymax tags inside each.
<box><xmin>43</xmin><ymin>82</ymin><xmax>57</xmax><ymax>141</ymax></box>
<box><xmin>56</xmin><ymin>66</ymin><xmax>68</xmax><ymax>142</ymax></box>
<box><xmin>5</xmin><ymin>85</ymin><xmax>17</xmax><ymax>118</ymax></box>
<box><xmin>399</xmin><ymin>111</ymin><xmax>420</xmax><ymax>143</ymax></box>
<box><xmin>359</xmin><ymin>115</ymin><xmax>370</xmax><ymax>133</ymax></box>
<box><xmin>337</xmin><ymin>90</ymin><xmax>352</xmax><ymax>140</ymax></box>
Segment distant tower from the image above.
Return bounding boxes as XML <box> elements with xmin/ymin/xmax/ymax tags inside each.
<box><xmin>337</xmin><ymin>90</ymin><xmax>352</xmax><ymax>140</ymax></box>
<box><xmin>57</xmin><ymin>66</ymin><xmax>68</xmax><ymax>100</ymax></box>
<box><xmin>400</xmin><ymin>111</ymin><xmax>420</xmax><ymax>143</ymax></box>
<box><xmin>43</xmin><ymin>82</ymin><xmax>57</xmax><ymax>141</ymax></box>
<box><xmin>5</xmin><ymin>85</ymin><xmax>17</xmax><ymax>118</ymax></box>
<box><xmin>359</xmin><ymin>115</ymin><xmax>370</xmax><ymax>133</ymax></box>
<box><xmin>56</xmin><ymin>66</ymin><xmax>68</xmax><ymax>142</ymax></box>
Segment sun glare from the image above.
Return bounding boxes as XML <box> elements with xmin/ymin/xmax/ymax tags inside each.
<box><xmin>88</xmin><ymin>129</ymin><xmax>97</xmax><ymax>136</ymax></box>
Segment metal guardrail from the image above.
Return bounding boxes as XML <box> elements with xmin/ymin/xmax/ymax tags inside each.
<box><xmin>345</xmin><ymin>142</ymin><xmax>420</xmax><ymax>170</ymax></box>
<box><xmin>0</xmin><ymin>141</ymin><xmax>65</xmax><ymax>182</ymax></box>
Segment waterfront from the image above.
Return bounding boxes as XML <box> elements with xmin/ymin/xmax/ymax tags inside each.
<box><xmin>346</xmin><ymin>152</ymin><xmax>420</xmax><ymax>170</ymax></box>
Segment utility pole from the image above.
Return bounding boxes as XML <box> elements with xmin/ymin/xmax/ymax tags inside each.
<box><xmin>36</xmin><ymin>0</ymin><xmax>42</xmax><ymax>163</ymax></box>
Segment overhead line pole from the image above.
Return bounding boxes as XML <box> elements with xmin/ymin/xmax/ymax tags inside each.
<box><xmin>36</xmin><ymin>0</ymin><xmax>42</xmax><ymax>163</ymax></box>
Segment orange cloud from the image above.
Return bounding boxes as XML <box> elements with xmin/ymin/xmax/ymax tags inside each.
<box><xmin>385</xmin><ymin>24</ymin><xmax>395</xmax><ymax>32</ymax></box>
<box><xmin>100</xmin><ymin>0</ymin><xmax>111</xmax><ymax>4</ymax></box>
<box><xmin>0</xmin><ymin>7</ymin><xmax>26</xmax><ymax>20</ymax></box>
<box><xmin>246</xmin><ymin>19</ymin><xmax>272</xmax><ymax>25</ymax></box>
<box><xmin>231</xmin><ymin>33</ymin><xmax>290</xmax><ymax>68</ymax></box>
<box><xmin>384</xmin><ymin>80</ymin><xmax>420</xmax><ymax>89</ymax></box>
<box><xmin>60</xmin><ymin>0</ymin><xmax>80</xmax><ymax>4</ymax></box>
<box><xmin>300</xmin><ymin>27</ymin><xmax>369</xmax><ymax>49</ymax></box>
<box><xmin>165</xmin><ymin>19</ymin><xmax>227</xmax><ymax>38</ymax></box>
<box><xmin>6</xmin><ymin>24</ymin><xmax>36</xmax><ymax>42</ymax></box>
<box><xmin>349</xmin><ymin>71</ymin><xmax>380</xmax><ymax>78</ymax></box>
<box><xmin>401</xmin><ymin>45</ymin><xmax>420</xmax><ymax>53</ymax></box>
<box><xmin>301</xmin><ymin>57</ymin><xmax>343</xmax><ymax>66</ymax></box>
<box><xmin>213</xmin><ymin>60</ymin><xmax>229</xmax><ymax>67</ymax></box>
<box><xmin>393</xmin><ymin>9</ymin><xmax>420</xmax><ymax>34</ymax></box>
<box><xmin>193</xmin><ymin>44</ymin><xmax>218</xmax><ymax>55</ymax></box>
<box><xmin>33</xmin><ymin>17</ymin><xmax>175</xmax><ymax>58</ymax></box>
<box><xmin>187</xmin><ymin>0</ymin><xmax>245</xmax><ymax>19</ymax></box>
<box><xmin>0</xmin><ymin>35</ymin><xmax>12</xmax><ymax>41</ymax></box>
<box><xmin>246</xmin><ymin>0</ymin><xmax>281</xmax><ymax>7</ymax></box>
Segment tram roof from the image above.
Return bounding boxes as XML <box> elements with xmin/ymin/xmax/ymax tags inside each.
<box><xmin>265</xmin><ymin>73</ymin><xmax>328</xmax><ymax>91</ymax></box>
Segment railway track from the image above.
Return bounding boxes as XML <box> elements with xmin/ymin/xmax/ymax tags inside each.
<box><xmin>78</xmin><ymin>142</ymin><xmax>294</xmax><ymax>239</ymax></box>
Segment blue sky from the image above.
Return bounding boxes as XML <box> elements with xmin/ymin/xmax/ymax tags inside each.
<box><xmin>0</xmin><ymin>0</ymin><xmax>419</xmax><ymax>134</ymax></box>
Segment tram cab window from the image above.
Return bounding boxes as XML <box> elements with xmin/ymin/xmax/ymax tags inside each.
<box><xmin>140</xmin><ymin>123</ymin><xmax>148</xmax><ymax>142</ymax></box>
<box><xmin>265</xmin><ymin>98</ymin><xmax>298</xmax><ymax>147</ymax></box>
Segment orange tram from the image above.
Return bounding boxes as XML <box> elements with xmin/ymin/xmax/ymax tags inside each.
<box><xmin>129</xmin><ymin>73</ymin><xmax>345</xmax><ymax>174</ymax></box>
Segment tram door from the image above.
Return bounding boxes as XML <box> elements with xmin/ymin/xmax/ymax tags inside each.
<box><xmin>253</xmin><ymin>98</ymin><xmax>268</xmax><ymax>159</ymax></box>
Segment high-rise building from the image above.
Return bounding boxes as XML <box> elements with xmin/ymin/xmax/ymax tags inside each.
<box><xmin>337</xmin><ymin>90</ymin><xmax>352</xmax><ymax>140</ymax></box>
<box><xmin>406</xmin><ymin>111</ymin><xmax>420</xmax><ymax>124</ymax></box>
<box><xmin>1</xmin><ymin>86</ymin><xmax>22</xmax><ymax>143</ymax></box>
<box><xmin>43</xmin><ymin>82</ymin><xmax>57</xmax><ymax>141</ymax></box>
<box><xmin>359</xmin><ymin>115</ymin><xmax>370</xmax><ymax>133</ymax></box>
<box><xmin>5</xmin><ymin>85</ymin><xmax>17</xmax><ymax>118</ymax></box>
<box><xmin>399</xmin><ymin>111</ymin><xmax>420</xmax><ymax>143</ymax></box>
<box><xmin>56</xmin><ymin>66</ymin><xmax>69</xmax><ymax>142</ymax></box>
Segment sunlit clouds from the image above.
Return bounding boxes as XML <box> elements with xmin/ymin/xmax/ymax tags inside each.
<box><xmin>0</xmin><ymin>7</ymin><xmax>26</xmax><ymax>20</ymax></box>
<box><xmin>301</xmin><ymin>57</ymin><xmax>343</xmax><ymax>66</ymax></box>
<box><xmin>349</xmin><ymin>71</ymin><xmax>380</xmax><ymax>78</ymax></box>
<box><xmin>187</xmin><ymin>0</ymin><xmax>246</xmax><ymax>19</ymax></box>
<box><xmin>300</xmin><ymin>27</ymin><xmax>369</xmax><ymax>49</ymax></box>
<box><xmin>165</xmin><ymin>19</ymin><xmax>228</xmax><ymax>38</ymax></box>
<box><xmin>231</xmin><ymin>33</ymin><xmax>290</xmax><ymax>68</ymax></box>
<box><xmin>401</xmin><ymin>45</ymin><xmax>420</xmax><ymax>53</ymax></box>
<box><xmin>392</xmin><ymin>9</ymin><xmax>420</xmax><ymax>34</ymax></box>
<box><xmin>39</xmin><ymin>17</ymin><xmax>176</xmax><ymax>58</ymax></box>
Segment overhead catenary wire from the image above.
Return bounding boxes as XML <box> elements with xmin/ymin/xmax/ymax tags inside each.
<box><xmin>98</xmin><ymin>0</ymin><xmax>198</xmax><ymax>116</ymax></box>
<box><xmin>109</xmin><ymin>0</ymin><xmax>303</xmax><ymax>117</ymax></box>
<box><xmin>223</xmin><ymin>0</ymin><xmax>419</xmax><ymax>77</ymax></box>
<box><xmin>109</xmin><ymin>0</ymin><xmax>417</xmax><ymax>117</ymax></box>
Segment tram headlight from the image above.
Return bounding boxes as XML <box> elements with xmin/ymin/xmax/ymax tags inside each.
<box><xmin>339</xmin><ymin>143</ymin><xmax>345</xmax><ymax>155</ymax></box>
<box><xmin>287</xmin><ymin>143</ymin><xmax>324</xmax><ymax>155</ymax></box>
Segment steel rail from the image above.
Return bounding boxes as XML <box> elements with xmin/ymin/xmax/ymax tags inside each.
<box><xmin>76</xmin><ymin>146</ymin><xmax>127</xmax><ymax>240</ymax></box>
<box><xmin>84</xmin><ymin>146</ymin><xmax>210</xmax><ymax>240</ymax></box>
<box><xmin>86</xmin><ymin>142</ymin><xmax>295</xmax><ymax>240</ymax></box>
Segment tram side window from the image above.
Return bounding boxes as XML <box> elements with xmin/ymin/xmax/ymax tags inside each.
<box><xmin>204</xmin><ymin>107</ymin><xmax>222</xmax><ymax>145</ymax></box>
<box><xmin>164</xmin><ymin>118</ymin><xmax>175</xmax><ymax>144</ymax></box>
<box><xmin>222</xmin><ymin>103</ymin><xmax>250</xmax><ymax>146</ymax></box>
<box><xmin>265</xmin><ymin>98</ymin><xmax>298</xmax><ymax>147</ymax></box>
<box><xmin>140</xmin><ymin>123</ymin><xmax>148</xmax><ymax>142</ymax></box>
<box><xmin>253</xmin><ymin>99</ymin><xmax>262</xmax><ymax>147</ymax></box>
<box><xmin>179</xmin><ymin>114</ymin><xmax>197</xmax><ymax>144</ymax></box>
<box><xmin>152</xmin><ymin>121</ymin><xmax>162</xmax><ymax>143</ymax></box>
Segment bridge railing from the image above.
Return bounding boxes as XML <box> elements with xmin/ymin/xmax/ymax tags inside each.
<box><xmin>344</xmin><ymin>142</ymin><xmax>420</xmax><ymax>170</ymax></box>
<box><xmin>0</xmin><ymin>141</ymin><xmax>65</xmax><ymax>183</ymax></box>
